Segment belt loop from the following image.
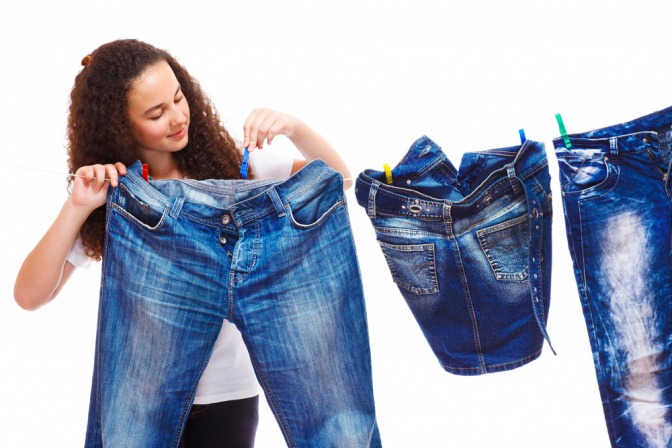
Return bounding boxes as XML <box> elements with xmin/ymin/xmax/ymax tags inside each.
<box><xmin>609</xmin><ymin>136</ymin><xmax>619</xmax><ymax>158</ymax></box>
<box><xmin>367</xmin><ymin>181</ymin><xmax>379</xmax><ymax>218</ymax></box>
<box><xmin>266</xmin><ymin>187</ymin><xmax>286</xmax><ymax>217</ymax></box>
<box><xmin>442</xmin><ymin>203</ymin><xmax>452</xmax><ymax>223</ymax></box>
<box><xmin>169</xmin><ymin>197</ymin><xmax>184</xmax><ymax>220</ymax></box>
<box><xmin>506</xmin><ymin>164</ymin><xmax>521</xmax><ymax>194</ymax></box>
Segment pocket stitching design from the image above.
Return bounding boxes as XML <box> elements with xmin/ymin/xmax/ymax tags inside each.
<box><xmin>378</xmin><ymin>240</ymin><xmax>439</xmax><ymax>295</ymax></box>
<box><xmin>477</xmin><ymin>214</ymin><xmax>529</xmax><ymax>281</ymax></box>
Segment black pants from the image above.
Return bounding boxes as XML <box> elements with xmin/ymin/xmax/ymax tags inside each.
<box><xmin>178</xmin><ymin>395</ymin><xmax>259</xmax><ymax>448</ymax></box>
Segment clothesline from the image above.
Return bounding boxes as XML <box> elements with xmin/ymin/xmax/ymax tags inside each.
<box><xmin>0</xmin><ymin>162</ymin><xmax>353</xmax><ymax>182</ymax></box>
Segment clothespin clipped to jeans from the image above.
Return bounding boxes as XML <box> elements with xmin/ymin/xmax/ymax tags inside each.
<box><xmin>383</xmin><ymin>163</ymin><xmax>393</xmax><ymax>184</ymax></box>
<box><xmin>555</xmin><ymin>113</ymin><xmax>572</xmax><ymax>149</ymax></box>
<box><xmin>519</xmin><ymin>129</ymin><xmax>526</xmax><ymax>144</ymax></box>
<box><xmin>240</xmin><ymin>147</ymin><xmax>250</xmax><ymax>179</ymax></box>
<box><xmin>142</xmin><ymin>163</ymin><xmax>149</xmax><ymax>181</ymax></box>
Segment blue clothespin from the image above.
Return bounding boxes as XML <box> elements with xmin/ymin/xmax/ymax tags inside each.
<box><xmin>555</xmin><ymin>113</ymin><xmax>572</xmax><ymax>149</ymax></box>
<box><xmin>519</xmin><ymin>129</ymin><xmax>526</xmax><ymax>144</ymax></box>
<box><xmin>240</xmin><ymin>147</ymin><xmax>250</xmax><ymax>179</ymax></box>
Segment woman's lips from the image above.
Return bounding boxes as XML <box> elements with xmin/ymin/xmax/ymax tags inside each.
<box><xmin>168</xmin><ymin>127</ymin><xmax>186</xmax><ymax>139</ymax></box>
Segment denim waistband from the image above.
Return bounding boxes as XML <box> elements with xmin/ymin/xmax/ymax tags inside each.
<box><xmin>355</xmin><ymin>136</ymin><xmax>548</xmax><ymax>221</ymax></box>
<box><xmin>118</xmin><ymin>159</ymin><xmax>341</xmax><ymax>228</ymax></box>
<box><xmin>552</xmin><ymin>104</ymin><xmax>672</xmax><ymax>154</ymax></box>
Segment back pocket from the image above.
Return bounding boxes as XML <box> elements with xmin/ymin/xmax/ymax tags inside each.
<box><xmin>476</xmin><ymin>214</ymin><xmax>529</xmax><ymax>281</ymax></box>
<box><xmin>377</xmin><ymin>241</ymin><xmax>439</xmax><ymax>295</ymax></box>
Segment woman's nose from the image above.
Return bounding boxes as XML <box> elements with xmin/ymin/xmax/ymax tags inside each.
<box><xmin>170</xmin><ymin>105</ymin><xmax>188</xmax><ymax>126</ymax></box>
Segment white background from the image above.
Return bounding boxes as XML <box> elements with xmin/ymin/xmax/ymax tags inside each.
<box><xmin>1</xmin><ymin>1</ymin><xmax>669</xmax><ymax>447</ymax></box>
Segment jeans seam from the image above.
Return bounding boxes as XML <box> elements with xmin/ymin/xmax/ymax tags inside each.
<box><xmin>246</xmin><ymin>347</ymin><xmax>296</xmax><ymax>447</ymax></box>
<box><xmin>453</xmin><ymin>239</ymin><xmax>486</xmax><ymax>371</ymax></box>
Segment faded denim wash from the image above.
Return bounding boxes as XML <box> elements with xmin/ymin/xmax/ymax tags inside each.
<box><xmin>356</xmin><ymin>136</ymin><xmax>554</xmax><ymax>375</ymax></box>
<box><xmin>84</xmin><ymin>160</ymin><xmax>381</xmax><ymax>448</ymax></box>
<box><xmin>554</xmin><ymin>106</ymin><xmax>672</xmax><ymax>447</ymax></box>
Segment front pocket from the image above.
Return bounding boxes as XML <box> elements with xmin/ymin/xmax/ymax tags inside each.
<box><xmin>284</xmin><ymin>175</ymin><xmax>345</xmax><ymax>230</ymax></box>
<box><xmin>286</xmin><ymin>199</ymin><xmax>345</xmax><ymax>230</ymax></box>
<box><xmin>557</xmin><ymin>152</ymin><xmax>614</xmax><ymax>194</ymax></box>
<box><xmin>377</xmin><ymin>241</ymin><xmax>439</xmax><ymax>295</ymax></box>
<box><xmin>477</xmin><ymin>214</ymin><xmax>529</xmax><ymax>281</ymax></box>
<box><xmin>111</xmin><ymin>183</ymin><xmax>167</xmax><ymax>230</ymax></box>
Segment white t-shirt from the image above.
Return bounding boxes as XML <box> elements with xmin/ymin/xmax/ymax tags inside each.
<box><xmin>67</xmin><ymin>149</ymin><xmax>294</xmax><ymax>404</ymax></box>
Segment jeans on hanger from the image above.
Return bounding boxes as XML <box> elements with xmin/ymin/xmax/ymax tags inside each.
<box><xmin>84</xmin><ymin>160</ymin><xmax>381</xmax><ymax>448</ymax></box>
<box><xmin>554</xmin><ymin>106</ymin><xmax>672</xmax><ymax>448</ymax></box>
<box><xmin>355</xmin><ymin>136</ymin><xmax>554</xmax><ymax>375</ymax></box>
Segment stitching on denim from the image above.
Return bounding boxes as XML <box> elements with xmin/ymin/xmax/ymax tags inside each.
<box><xmin>517</xmin><ymin>159</ymin><xmax>548</xmax><ymax>182</ymax></box>
<box><xmin>233</xmin><ymin>220</ymin><xmax>261</xmax><ymax>286</ymax></box>
<box><xmin>123</xmin><ymin>168</ymin><xmax>171</xmax><ymax>208</ymax></box>
<box><xmin>110</xmin><ymin>202</ymin><xmax>169</xmax><ymax>231</ymax></box>
<box><xmin>245</xmin><ymin>343</ymin><xmax>296</xmax><ymax>447</ymax></box>
<box><xmin>476</xmin><ymin>214</ymin><xmax>530</xmax><ymax>282</ymax></box>
<box><xmin>169</xmin><ymin>197</ymin><xmax>185</xmax><ymax>220</ymax></box>
<box><xmin>373</xmin><ymin>225</ymin><xmax>444</xmax><ymax>239</ymax></box>
<box><xmin>453</xmin><ymin>196</ymin><xmax>526</xmax><ymax>238</ymax></box>
<box><xmin>441</xmin><ymin>348</ymin><xmax>543</xmax><ymax>374</ymax></box>
<box><xmin>235</xmin><ymin>169</ymin><xmax>335</xmax><ymax>226</ymax></box>
<box><xmin>367</xmin><ymin>181</ymin><xmax>379</xmax><ymax>218</ymax></box>
<box><xmin>453</xmin><ymin>239</ymin><xmax>486</xmax><ymax>369</ymax></box>
<box><xmin>267</xmin><ymin>187</ymin><xmax>286</xmax><ymax>217</ymax></box>
<box><xmin>377</xmin><ymin>241</ymin><xmax>439</xmax><ymax>295</ymax></box>
<box><xmin>565</xmin><ymin>162</ymin><xmax>620</xmax><ymax>199</ymax></box>
<box><xmin>286</xmin><ymin>200</ymin><xmax>346</xmax><ymax>230</ymax></box>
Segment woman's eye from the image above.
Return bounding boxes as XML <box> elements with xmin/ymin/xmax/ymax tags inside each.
<box><xmin>150</xmin><ymin>114</ymin><xmax>163</xmax><ymax>120</ymax></box>
<box><xmin>175</xmin><ymin>96</ymin><xmax>183</xmax><ymax>103</ymax></box>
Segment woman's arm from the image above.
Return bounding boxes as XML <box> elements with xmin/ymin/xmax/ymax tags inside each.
<box><xmin>243</xmin><ymin>108</ymin><xmax>352</xmax><ymax>190</ymax></box>
<box><xmin>14</xmin><ymin>163</ymin><xmax>126</xmax><ymax>310</ymax></box>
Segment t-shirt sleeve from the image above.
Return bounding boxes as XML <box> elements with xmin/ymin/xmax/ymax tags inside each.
<box><xmin>67</xmin><ymin>235</ymin><xmax>92</xmax><ymax>269</ymax></box>
<box><xmin>248</xmin><ymin>149</ymin><xmax>294</xmax><ymax>180</ymax></box>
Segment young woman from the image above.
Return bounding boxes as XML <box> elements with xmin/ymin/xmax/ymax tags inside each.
<box><xmin>14</xmin><ymin>39</ymin><xmax>351</xmax><ymax>447</ymax></box>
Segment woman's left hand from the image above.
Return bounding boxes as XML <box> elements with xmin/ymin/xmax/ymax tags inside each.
<box><xmin>243</xmin><ymin>108</ymin><xmax>301</xmax><ymax>150</ymax></box>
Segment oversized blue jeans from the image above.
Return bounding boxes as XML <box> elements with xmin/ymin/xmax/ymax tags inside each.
<box><xmin>554</xmin><ymin>107</ymin><xmax>672</xmax><ymax>448</ymax></box>
<box><xmin>84</xmin><ymin>160</ymin><xmax>381</xmax><ymax>448</ymax></box>
<box><xmin>355</xmin><ymin>136</ymin><xmax>554</xmax><ymax>375</ymax></box>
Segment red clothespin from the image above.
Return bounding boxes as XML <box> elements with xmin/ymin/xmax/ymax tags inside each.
<box><xmin>142</xmin><ymin>163</ymin><xmax>149</xmax><ymax>181</ymax></box>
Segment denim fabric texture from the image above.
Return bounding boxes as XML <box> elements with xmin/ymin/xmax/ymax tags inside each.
<box><xmin>84</xmin><ymin>160</ymin><xmax>381</xmax><ymax>448</ymax></box>
<box><xmin>554</xmin><ymin>106</ymin><xmax>672</xmax><ymax>448</ymax></box>
<box><xmin>355</xmin><ymin>136</ymin><xmax>554</xmax><ymax>375</ymax></box>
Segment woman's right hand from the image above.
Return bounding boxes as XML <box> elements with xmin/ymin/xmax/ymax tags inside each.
<box><xmin>69</xmin><ymin>162</ymin><xmax>127</xmax><ymax>211</ymax></box>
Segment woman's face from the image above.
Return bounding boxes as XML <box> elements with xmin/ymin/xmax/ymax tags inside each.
<box><xmin>127</xmin><ymin>60</ymin><xmax>190</xmax><ymax>160</ymax></box>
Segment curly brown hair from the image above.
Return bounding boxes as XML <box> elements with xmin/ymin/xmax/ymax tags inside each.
<box><xmin>67</xmin><ymin>39</ymin><xmax>251</xmax><ymax>260</ymax></box>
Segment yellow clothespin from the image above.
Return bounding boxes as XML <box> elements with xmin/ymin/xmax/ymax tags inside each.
<box><xmin>383</xmin><ymin>163</ymin><xmax>393</xmax><ymax>184</ymax></box>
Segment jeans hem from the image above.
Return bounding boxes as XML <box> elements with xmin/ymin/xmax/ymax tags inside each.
<box><xmin>440</xmin><ymin>348</ymin><xmax>543</xmax><ymax>376</ymax></box>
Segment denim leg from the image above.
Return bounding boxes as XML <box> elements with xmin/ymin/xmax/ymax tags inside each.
<box><xmin>230</xmin><ymin>180</ymin><xmax>380</xmax><ymax>447</ymax></box>
<box><xmin>555</xmin><ymin>112</ymin><xmax>672</xmax><ymax>447</ymax></box>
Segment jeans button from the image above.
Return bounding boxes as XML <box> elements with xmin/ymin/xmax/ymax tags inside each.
<box><xmin>221</xmin><ymin>214</ymin><xmax>231</xmax><ymax>225</ymax></box>
<box><xmin>219</xmin><ymin>236</ymin><xmax>227</xmax><ymax>244</ymax></box>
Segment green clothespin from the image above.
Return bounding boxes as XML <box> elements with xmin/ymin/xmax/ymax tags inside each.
<box><xmin>555</xmin><ymin>113</ymin><xmax>572</xmax><ymax>149</ymax></box>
